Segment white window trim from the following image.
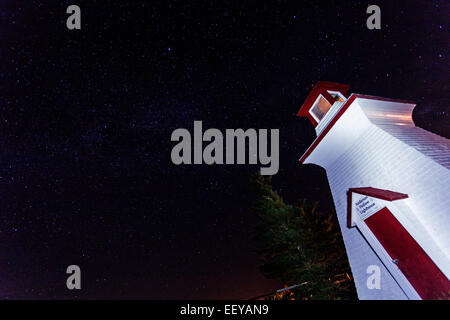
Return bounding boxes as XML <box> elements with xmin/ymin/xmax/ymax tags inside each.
<box><xmin>308</xmin><ymin>94</ymin><xmax>328</xmax><ymax>123</ymax></box>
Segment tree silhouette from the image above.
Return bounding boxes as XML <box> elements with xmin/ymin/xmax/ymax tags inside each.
<box><xmin>252</xmin><ymin>174</ymin><xmax>357</xmax><ymax>300</ymax></box>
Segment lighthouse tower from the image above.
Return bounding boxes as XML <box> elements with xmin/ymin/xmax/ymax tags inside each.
<box><xmin>297</xmin><ymin>81</ymin><xmax>450</xmax><ymax>300</ymax></box>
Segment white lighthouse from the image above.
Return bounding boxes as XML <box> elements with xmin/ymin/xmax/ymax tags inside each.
<box><xmin>297</xmin><ymin>81</ymin><xmax>450</xmax><ymax>300</ymax></box>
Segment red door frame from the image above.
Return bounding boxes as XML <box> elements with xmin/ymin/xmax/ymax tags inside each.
<box><xmin>365</xmin><ymin>207</ymin><xmax>450</xmax><ymax>300</ymax></box>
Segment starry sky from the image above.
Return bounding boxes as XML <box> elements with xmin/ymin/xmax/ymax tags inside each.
<box><xmin>0</xmin><ymin>1</ymin><xmax>448</xmax><ymax>299</ymax></box>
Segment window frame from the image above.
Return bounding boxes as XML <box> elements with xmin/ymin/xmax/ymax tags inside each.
<box><xmin>308</xmin><ymin>94</ymin><xmax>332</xmax><ymax>123</ymax></box>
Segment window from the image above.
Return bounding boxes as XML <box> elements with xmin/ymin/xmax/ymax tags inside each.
<box><xmin>327</xmin><ymin>90</ymin><xmax>346</xmax><ymax>102</ymax></box>
<box><xmin>309</xmin><ymin>95</ymin><xmax>332</xmax><ymax>122</ymax></box>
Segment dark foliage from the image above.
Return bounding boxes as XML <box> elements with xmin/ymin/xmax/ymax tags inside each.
<box><xmin>252</xmin><ymin>175</ymin><xmax>357</xmax><ymax>300</ymax></box>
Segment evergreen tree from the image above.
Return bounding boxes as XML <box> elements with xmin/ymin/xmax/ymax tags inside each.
<box><xmin>252</xmin><ymin>174</ymin><xmax>357</xmax><ymax>300</ymax></box>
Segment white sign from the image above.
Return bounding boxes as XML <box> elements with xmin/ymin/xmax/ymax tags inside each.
<box><xmin>353</xmin><ymin>194</ymin><xmax>381</xmax><ymax>219</ymax></box>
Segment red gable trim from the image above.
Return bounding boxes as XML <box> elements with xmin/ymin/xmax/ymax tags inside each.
<box><xmin>298</xmin><ymin>94</ymin><xmax>415</xmax><ymax>164</ymax></box>
<box><xmin>347</xmin><ymin>187</ymin><xmax>408</xmax><ymax>228</ymax></box>
<box><xmin>349</xmin><ymin>187</ymin><xmax>409</xmax><ymax>201</ymax></box>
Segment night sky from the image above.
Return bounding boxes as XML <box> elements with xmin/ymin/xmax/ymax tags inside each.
<box><xmin>0</xmin><ymin>1</ymin><xmax>448</xmax><ymax>299</ymax></box>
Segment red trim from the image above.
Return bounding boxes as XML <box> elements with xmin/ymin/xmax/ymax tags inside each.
<box><xmin>299</xmin><ymin>94</ymin><xmax>416</xmax><ymax>163</ymax></box>
<box><xmin>306</xmin><ymin>113</ymin><xmax>318</xmax><ymax>126</ymax></box>
<box><xmin>346</xmin><ymin>94</ymin><xmax>415</xmax><ymax>106</ymax></box>
<box><xmin>365</xmin><ymin>207</ymin><xmax>450</xmax><ymax>300</ymax></box>
<box><xmin>348</xmin><ymin>187</ymin><xmax>408</xmax><ymax>201</ymax></box>
<box><xmin>347</xmin><ymin>187</ymin><xmax>408</xmax><ymax>229</ymax></box>
<box><xmin>347</xmin><ymin>190</ymin><xmax>353</xmax><ymax>228</ymax></box>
